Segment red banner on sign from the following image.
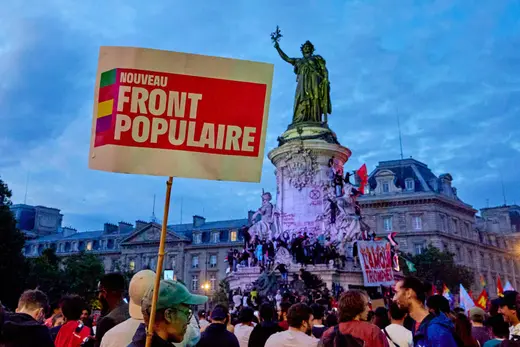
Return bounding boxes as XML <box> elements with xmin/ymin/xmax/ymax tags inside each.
<box><xmin>95</xmin><ymin>68</ymin><xmax>267</xmax><ymax>157</ymax></box>
<box><xmin>357</xmin><ymin>241</ymin><xmax>395</xmax><ymax>287</ymax></box>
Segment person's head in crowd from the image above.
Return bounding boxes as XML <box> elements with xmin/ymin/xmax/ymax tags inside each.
<box><xmin>16</xmin><ymin>289</ymin><xmax>48</xmax><ymax>322</ymax></box>
<box><xmin>325</xmin><ymin>311</ymin><xmax>338</xmax><ymax>327</ymax></box>
<box><xmin>98</xmin><ymin>272</ymin><xmax>126</xmax><ymax>313</ymax></box>
<box><xmin>310</xmin><ymin>304</ymin><xmax>324</xmax><ymax>324</ymax></box>
<box><xmin>52</xmin><ymin>313</ymin><xmax>64</xmax><ymax>327</ymax></box>
<box><xmin>239</xmin><ymin>307</ymin><xmax>255</xmax><ymax>326</ymax></box>
<box><xmin>279</xmin><ymin>302</ymin><xmax>291</xmax><ymax>322</ymax></box>
<box><xmin>287</xmin><ymin>303</ymin><xmax>314</xmax><ymax>335</ymax></box>
<box><xmin>338</xmin><ymin>290</ymin><xmax>370</xmax><ymax>322</ymax></box>
<box><xmin>469</xmin><ymin>307</ymin><xmax>486</xmax><ymax>327</ymax></box>
<box><xmin>454</xmin><ymin>313</ymin><xmax>479</xmax><ymax>347</ymax></box>
<box><xmin>486</xmin><ymin>315</ymin><xmax>509</xmax><ymax>339</ymax></box>
<box><xmin>128</xmin><ymin>270</ymin><xmax>155</xmax><ymax>320</ymax></box>
<box><xmin>393</xmin><ymin>276</ymin><xmax>427</xmax><ymax>311</ymax></box>
<box><xmin>374</xmin><ymin>307</ymin><xmax>390</xmax><ymax>329</ymax></box>
<box><xmin>426</xmin><ymin>295</ymin><xmax>451</xmax><ymax>316</ymax></box>
<box><xmin>454</xmin><ymin>307</ymin><xmax>465</xmax><ymax>315</ymax></box>
<box><xmin>80</xmin><ymin>307</ymin><xmax>90</xmax><ymax>323</ymax></box>
<box><xmin>489</xmin><ymin>298</ymin><xmax>501</xmax><ymax>317</ymax></box>
<box><xmin>48</xmin><ymin>301</ymin><xmax>62</xmax><ymax>318</ymax></box>
<box><xmin>141</xmin><ymin>280</ymin><xmax>207</xmax><ymax>343</ymax></box>
<box><xmin>198</xmin><ymin>310</ymin><xmax>207</xmax><ymax>321</ymax></box>
<box><xmin>388</xmin><ymin>302</ymin><xmax>407</xmax><ymax>324</ymax></box>
<box><xmin>259</xmin><ymin>303</ymin><xmax>275</xmax><ymax>322</ymax></box>
<box><xmin>61</xmin><ymin>295</ymin><xmax>85</xmax><ymax>322</ymax></box>
<box><xmin>210</xmin><ymin>305</ymin><xmax>229</xmax><ymax>325</ymax></box>
<box><xmin>499</xmin><ymin>291</ymin><xmax>520</xmax><ymax>325</ymax></box>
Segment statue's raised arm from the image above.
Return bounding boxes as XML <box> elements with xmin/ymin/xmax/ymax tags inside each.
<box><xmin>274</xmin><ymin>42</ymin><xmax>296</xmax><ymax>65</ymax></box>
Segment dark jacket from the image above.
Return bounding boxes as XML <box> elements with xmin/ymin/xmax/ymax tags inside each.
<box><xmin>413</xmin><ymin>313</ymin><xmax>458</xmax><ymax>347</ymax></box>
<box><xmin>248</xmin><ymin>321</ymin><xmax>284</xmax><ymax>347</ymax></box>
<box><xmin>197</xmin><ymin>323</ymin><xmax>239</xmax><ymax>347</ymax></box>
<box><xmin>95</xmin><ymin>302</ymin><xmax>129</xmax><ymax>347</ymax></box>
<box><xmin>0</xmin><ymin>312</ymin><xmax>54</xmax><ymax>347</ymax></box>
<box><xmin>127</xmin><ymin>323</ymin><xmax>171</xmax><ymax>347</ymax></box>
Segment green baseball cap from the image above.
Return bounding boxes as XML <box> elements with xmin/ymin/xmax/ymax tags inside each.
<box><xmin>142</xmin><ymin>280</ymin><xmax>208</xmax><ymax>313</ymax></box>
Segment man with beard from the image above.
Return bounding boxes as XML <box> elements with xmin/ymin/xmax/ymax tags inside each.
<box><xmin>95</xmin><ymin>273</ymin><xmax>129</xmax><ymax>347</ymax></box>
<box><xmin>265</xmin><ymin>303</ymin><xmax>318</xmax><ymax>347</ymax></box>
<box><xmin>393</xmin><ymin>277</ymin><xmax>457</xmax><ymax>347</ymax></box>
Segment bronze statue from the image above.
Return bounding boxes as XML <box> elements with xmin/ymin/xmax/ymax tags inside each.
<box><xmin>271</xmin><ymin>26</ymin><xmax>331</xmax><ymax>125</ymax></box>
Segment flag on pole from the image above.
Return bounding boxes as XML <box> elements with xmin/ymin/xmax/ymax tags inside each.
<box><xmin>480</xmin><ymin>274</ymin><xmax>487</xmax><ymax>287</ymax></box>
<box><xmin>460</xmin><ymin>284</ymin><xmax>476</xmax><ymax>311</ymax></box>
<box><xmin>475</xmin><ymin>289</ymin><xmax>489</xmax><ymax>310</ymax></box>
<box><xmin>504</xmin><ymin>280</ymin><xmax>515</xmax><ymax>292</ymax></box>
<box><xmin>432</xmin><ymin>284</ymin><xmax>438</xmax><ymax>295</ymax></box>
<box><xmin>356</xmin><ymin>164</ymin><xmax>368</xmax><ymax>194</ymax></box>
<box><xmin>497</xmin><ymin>276</ymin><xmax>504</xmax><ymax>297</ymax></box>
<box><xmin>405</xmin><ymin>259</ymin><xmax>416</xmax><ymax>272</ymax></box>
<box><xmin>443</xmin><ymin>284</ymin><xmax>453</xmax><ymax>303</ymax></box>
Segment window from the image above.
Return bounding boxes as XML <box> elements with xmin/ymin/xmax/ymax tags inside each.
<box><xmin>86</xmin><ymin>241</ymin><xmax>93</xmax><ymax>251</ymax></box>
<box><xmin>383</xmin><ymin>217</ymin><xmax>393</xmax><ymax>231</ymax></box>
<box><xmin>365</xmin><ymin>185</ymin><xmax>370</xmax><ymax>194</ymax></box>
<box><xmin>230</xmin><ymin>231</ymin><xmax>237</xmax><ymax>242</ymax></box>
<box><xmin>413</xmin><ymin>216</ymin><xmax>422</xmax><ymax>230</ymax></box>
<box><xmin>414</xmin><ymin>243</ymin><xmax>424</xmax><ymax>255</ymax></box>
<box><xmin>453</xmin><ymin>219</ymin><xmax>458</xmax><ymax>233</ymax></box>
<box><xmin>456</xmin><ymin>246</ymin><xmax>462</xmax><ymax>262</ymax></box>
<box><xmin>107</xmin><ymin>239</ymin><xmax>114</xmax><ymax>249</ymax></box>
<box><xmin>468</xmin><ymin>249</ymin><xmax>473</xmax><ymax>263</ymax></box>
<box><xmin>440</xmin><ymin>215</ymin><xmax>446</xmax><ymax>231</ymax></box>
<box><xmin>191</xmin><ymin>275</ymin><xmax>199</xmax><ymax>291</ymax></box>
<box><xmin>129</xmin><ymin>260</ymin><xmax>135</xmax><ymax>271</ymax></box>
<box><xmin>192</xmin><ymin>256</ymin><xmax>199</xmax><ymax>268</ymax></box>
<box><xmin>211</xmin><ymin>232</ymin><xmax>220</xmax><ymax>243</ymax></box>
<box><xmin>210</xmin><ymin>255</ymin><xmax>217</xmax><ymax>268</ymax></box>
<box><xmin>480</xmin><ymin>252</ymin><xmax>485</xmax><ymax>268</ymax></box>
<box><xmin>193</xmin><ymin>233</ymin><xmax>201</xmax><ymax>244</ymax></box>
<box><xmin>382</xmin><ymin>181</ymin><xmax>390</xmax><ymax>193</ymax></box>
<box><xmin>405</xmin><ymin>179</ymin><xmax>414</xmax><ymax>191</ymax></box>
<box><xmin>443</xmin><ymin>243</ymin><xmax>449</xmax><ymax>252</ymax></box>
<box><xmin>210</xmin><ymin>275</ymin><xmax>216</xmax><ymax>291</ymax></box>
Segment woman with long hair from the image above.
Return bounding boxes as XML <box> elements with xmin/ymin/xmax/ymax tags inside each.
<box><xmin>455</xmin><ymin>313</ymin><xmax>480</xmax><ymax>347</ymax></box>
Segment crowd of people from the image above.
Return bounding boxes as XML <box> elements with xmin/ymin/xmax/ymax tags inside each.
<box><xmin>1</xmin><ymin>271</ymin><xmax>520</xmax><ymax>347</ymax></box>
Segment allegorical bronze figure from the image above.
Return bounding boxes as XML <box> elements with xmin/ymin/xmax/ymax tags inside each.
<box><xmin>271</xmin><ymin>26</ymin><xmax>331</xmax><ymax>125</ymax></box>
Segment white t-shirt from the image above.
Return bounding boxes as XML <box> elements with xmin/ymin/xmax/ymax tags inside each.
<box><xmin>265</xmin><ymin>329</ymin><xmax>319</xmax><ymax>347</ymax></box>
<box><xmin>383</xmin><ymin>324</ymin><xmax>413</xmax><ymax>347</ymax></box>
<box><xmin>234</xmin><ymin>323</ymin><xmax>256</xmax><ymax>347</ymax></box>
<box><xmin>100</xmin><ymin>317</ymin><xmax>142</xmax><ymax>347</ymax></box>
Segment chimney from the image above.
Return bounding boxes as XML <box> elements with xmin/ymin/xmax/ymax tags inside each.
<box><xmin>118</xmin><ymin>221</ymin><xmax>133</xmax><ymax>234</ymax></box>
<box><xmin>103</xmin><ymin>223</ymin><xmax>118</xmax><ymax>234</ymax></box>
<box><xmin>62</xmin><ymin>227</ymin><xmax>77</xmax><ymax>237</ymax></box>
<box><xmin>193</xmin><ymin>215</ymin><xmax>205</xmax><ymax>228</ymax></box>
<box><xmin>135</xmin><ymin>220</ymin><xmax>148</xmax><ymax>231</ymax></box>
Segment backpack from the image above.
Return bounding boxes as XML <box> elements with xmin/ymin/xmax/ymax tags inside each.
<box><xmin>324</xmin><ymin>325</ymin><xmax>365</xmax><ymax>347</ymax></box>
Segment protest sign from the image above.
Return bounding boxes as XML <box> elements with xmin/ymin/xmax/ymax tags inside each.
<box><xmin>89</xmin><ymin>46</ymin><xmax>274</xmax><ymax>182</ymax></box>
<box><xmin>357</xmin><ymin>241</ymin><xmax>395</xmax><ymax>287</ymax></box>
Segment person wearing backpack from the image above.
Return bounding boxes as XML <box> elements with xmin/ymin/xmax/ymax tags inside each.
<box><xmin>319</xmin><ymin>290</ymin><xmax>389</xmax><ymax>347</ymax></box>
<box><xmin>393</xmin><ymin>277</ymin><xmax>458</xmax><ymax>347</ymax></box>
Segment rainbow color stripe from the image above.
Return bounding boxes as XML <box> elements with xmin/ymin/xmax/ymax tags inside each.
<box><xmin>96</xmin><ymin>69</ymin><xmax>117</xmax><ymax>138</ymax></box>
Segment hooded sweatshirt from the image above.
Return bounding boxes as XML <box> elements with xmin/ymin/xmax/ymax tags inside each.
<box><xmin>413</xmin><ymin>313</ymin><xmax>458</xmax><ymax>347</ymax></box>
<box><xmin>1</xmin><ymin>312</ymin><xmax>54</xmax><ymax>347</ymax></box>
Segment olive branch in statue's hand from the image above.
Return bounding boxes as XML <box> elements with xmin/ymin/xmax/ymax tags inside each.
<box><xmin>271</xmin><ymin>25</ymin><xmax>282</xmax><ymax>44</ymax></box>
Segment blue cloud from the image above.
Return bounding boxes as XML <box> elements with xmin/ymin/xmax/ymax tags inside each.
<box><xmin>1</xmin><ymin>0</ymin><xmax>519</xmax><ymax>230</ymax></box>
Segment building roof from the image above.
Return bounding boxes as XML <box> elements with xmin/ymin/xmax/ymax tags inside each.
<box><xmin>368</xmin><ymin>158</ymin><xmax>436</xmax><ymax>192</ymax></box>
<box><xmin>25</xmin><ymin>228</ymin><xmax>135</xmax><ymax>243</ymax></box>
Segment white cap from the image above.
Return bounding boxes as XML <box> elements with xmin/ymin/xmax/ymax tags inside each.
<box><xmin>128</xmin><ymin>270</ymin><xmax>155</xmax><ymax>319</ymax></box>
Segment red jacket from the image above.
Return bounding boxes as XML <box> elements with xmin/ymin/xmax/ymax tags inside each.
<box><xmin>54</xmin><ymin>320</ymin><xmax>91</xmax><ymax>347</ymax></box>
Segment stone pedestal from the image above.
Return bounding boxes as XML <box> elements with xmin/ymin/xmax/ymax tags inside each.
<box><xmin>268</xmin><ymin>127</ymin><xmax>351</xmax><ymax>237</ymax></box>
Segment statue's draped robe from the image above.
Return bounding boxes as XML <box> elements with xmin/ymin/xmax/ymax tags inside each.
<box><xmin>292</xmin><ymin>55</ymin><xmax>331</xmax><ymax>123</ymax></box>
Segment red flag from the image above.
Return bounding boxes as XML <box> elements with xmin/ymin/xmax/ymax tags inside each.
<box><xmin>356</xmin><ymin>164</ymin><xmax>368</xmax><ymax>194</ymax></box>
<box><xmin>475</xmin><ymin>289</ymin><xmax>489</xmax><ymax>310</ymax></box>
<box><xmin>432</xmin><ymin>283</ymin><xmax>438</xmax><ymax>295</ymax></box>
<box><xmin>469</xmin><ymin>290</ymin><xmax>473</xmax><ymax>299</ymax></box>
<box><xmin>497</xmin><ymin>276</ymin><xmax>504</xmax><ymax>297</ymax></box>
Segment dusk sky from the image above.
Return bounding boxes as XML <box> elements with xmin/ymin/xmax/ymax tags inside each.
<box><xmin>1</xmin><ymin>0</ymin><xmax>519</xmax><ymax>231</ymax></box>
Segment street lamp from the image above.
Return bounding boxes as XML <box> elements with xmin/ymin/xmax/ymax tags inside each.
<box><xmin>201</xmin><ymin>282</ymin><xmax>210</xmax><ymax>311</ymax></box>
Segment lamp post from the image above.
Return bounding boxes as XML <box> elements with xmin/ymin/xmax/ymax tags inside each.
<box><xmin>201</xmin><ymin>282</ymin><xmax>210</xmax><ymax>311</ymax></box>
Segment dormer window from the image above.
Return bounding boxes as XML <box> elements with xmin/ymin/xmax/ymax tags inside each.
<box><xmin>193</xmin><ymin>233</ymin><xmax>202</xmax><ymax>244</ymax></box>
<box><xmin>382</xmin><ymin>181</ymin><xmax>389</xmax><ymax>193</ymax></box>
<box><xmin>405</xmin><ymin>178</ymin><xmax>415</xmax><ymax>191</ymax></box>
<box><xmin>211</xmin><ymin>232</ymin><xmax>220</xmax><ymax>243</ymax></box>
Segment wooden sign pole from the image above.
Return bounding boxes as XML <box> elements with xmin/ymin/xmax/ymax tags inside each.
<box><xmin>145</xmin><ymin>176</ymin><xmax>173</xmax><ymax>347</ymax></box>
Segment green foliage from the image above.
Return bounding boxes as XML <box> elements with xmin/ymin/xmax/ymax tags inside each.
<box><xmin>0</xmin><ymin>179</ymin><xmax>27</xmax><ymax>309</ymax></box>
<box><xmin>26</xmin><ymin>248</ymin><xmax>64</xmax><ymax>307</ymax></box>
<box><xmin>212</xmin><ymin>279</ymin><xmax>230</xmax><ymax>308</ymax></box>
<box><xmin>401</xmin><ymin>245</ymin><xmax>474</xmax><ymax>292</ymax></box>
<box><xmin>63</xmin><ymin>252</ymin><xmax>105</xmax><ymax>302</ymax></box>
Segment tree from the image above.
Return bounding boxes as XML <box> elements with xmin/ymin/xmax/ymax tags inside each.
<box><xmin>62</xmin><ymin>252</ymin><xmax>105</xmax><ymax>302</ymax></box>
<box><xmin>212</xmin><ymin>279</ymin><xmax>230</xmax><ymax>308</ymax></box>
<box><xmin>0</xmin><ymin>179</ymin><xmax>27</xmax><ymax>309</ymax></box>
<box><xmin>401</xmin><ymin>245</ymin><xmax>474</xmax><ymax>292</ymax></box>
<box><xmin>25</xmin><ymin>248</ymin><xmax>65</xmax><ymax>307</ymax></box>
